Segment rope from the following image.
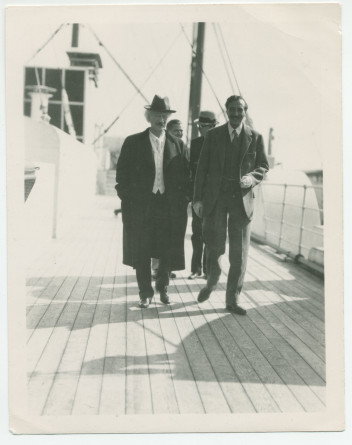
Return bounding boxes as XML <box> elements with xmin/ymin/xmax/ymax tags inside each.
<box><xmin>91</xmin><ymin>29</ymin><xmax>184</xmax><ymax>145</ymax></box>
<box><xmin>27</xmin><ymin>23</ymin><xmax>68</xmax><ymax>64</ymax></box>
<box><xmin>212</xmin><ymin>23</ymin><xmax>236</xmax><ymax>92</ymax></box>
<box><xmin>180</xmin><ymin>24</ymin><xmax>227</xmax><ymax>120</ymax></box>
<box><xmin>87</xmin><ymin>25</ymin><xmax>149</xmax><ymax>103</ymax></box>
<box><xmin>217</xmin><ymin>24</ymin><xmax>242</xmax><ymax>96</ymax></box>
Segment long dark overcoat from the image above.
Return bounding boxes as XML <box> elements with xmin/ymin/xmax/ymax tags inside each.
<box><xmin>116</xmin><ymin>128</ymin><xmax>191</xmax><ymax>270</ymax></box>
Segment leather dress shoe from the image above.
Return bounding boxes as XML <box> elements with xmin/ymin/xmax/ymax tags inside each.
<box><xmin>226</xmin><ymin>304</ymin><xmax>247</xmax><ymax>315</ymax></box>
<box><xmin>160</xmin><ymin>293</ymin><xmax>170</xmax><ymax>305</ymax></box>
<box><xmin>188</xmin><ymin>270</ymin><xmax>202</xmax><ymax>279</ymax></box>
<box><xmin>139</xmin><ymin>297</ymin><xmax>152</xmax><ymax>308</ymax></box>
<box><xmin>197</xmin><ymin>287</ymin><xmax>212</xmax><ymax>303</ymax></box>
<box><xmin>169</xmin><ymin>272</ymin><xmax>176</xmax><ymax>279</ymax></box>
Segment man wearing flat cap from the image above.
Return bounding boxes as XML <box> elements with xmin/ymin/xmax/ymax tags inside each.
<box><xmin>193</xmin><ymin>95</ymin><xmax>269</xmax><ymax>315</ymax></box>
<box><xmin>188</xmin><ymin>111</ymin><xmax>218</xmax><ymax>280</ymax></box>
<box><xmin>116</xmin><ymin>95</ymin><xmax>190</xmax><ymax>308</ymax></box>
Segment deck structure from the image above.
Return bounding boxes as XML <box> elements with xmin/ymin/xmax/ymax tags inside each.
<box><xmin>26</xmin><ymin>196</ymin><xmax>325</xmax><ymax>416</ymax></box>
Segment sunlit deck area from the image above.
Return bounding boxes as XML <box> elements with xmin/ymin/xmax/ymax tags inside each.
<box><xmin>26</xmin><ymin>195</ymin><xmax>325</xmax><ymax>416</ymax></box>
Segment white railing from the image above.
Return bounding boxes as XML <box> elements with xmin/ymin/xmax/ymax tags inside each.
<box><xmin>251</xmin><ymin>181</ymin><xmax>324</xmax><ymax>274</ymax></box>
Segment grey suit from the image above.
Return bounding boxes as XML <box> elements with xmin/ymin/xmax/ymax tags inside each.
<box><xmin>193</xmin><ymin>123</ymin><xmax>269</xmax><ymax>306</ymax></box>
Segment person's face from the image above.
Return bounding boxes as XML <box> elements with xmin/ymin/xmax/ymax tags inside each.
<box><xmin>198</xmin><ymin>123</ymin><xmax>214</xmax><ymax>137</ymax></box>
<box><xmin>149</xmin><ymin>112</ymin><xmax>170</xmax><ymax>136</ymax></box>
<box><xmin>226</xmin><ymin>99</ymin><xmax>247</xmax><ymax>129</ymax></box>
<box><xmin>169</xmin><ymin>123</ymin><xmax>184</xmax><ymax>138</ymax></box>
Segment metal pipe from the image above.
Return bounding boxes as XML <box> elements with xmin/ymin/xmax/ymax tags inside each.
<box><xmin>278</xmin><ymin>183</ymin><xmax>287</xmax><ymax>248</ymax></box>
<box><xmin>298</xmin><ymin>185</ymin><xmax>307</xmax><ymax>255</ymax></box>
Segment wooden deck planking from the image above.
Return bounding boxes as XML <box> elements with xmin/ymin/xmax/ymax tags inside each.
<box><xmin>247</xmin><ymin>255</ymin><xmax>325</xmax><ymax>326</ymax></box>
<box><xmin>174</xmin><ymin>279</ymin><xmax>280</xmax><ymax>412</ymax></box>
<box><xmin>28</xmin><ymin>211</ymin><xmax>116</xmax><ymax>415</ymax></box>
<box><xmin>99</xmin><ymin>234</ymin><xmax>127</xmax><ymax>416</ymax></box>
<box><xmin>26</xmin><ymin>196</ymin><xmax>326</xmax><ymax>415</ymax></box>
<box><xmin>250</xmin><ymin>247</ymin><xmax>324</xmax><ymax>303</ymax></box>
<box><xmin>152</xmin><ymin>300</ymin><xmax>205</xmax><ymax>414</ymax></box>
<box><xmin>71</xmin><ymin>216</ymin><xmax>120</xmax><ymax>415</ymax></box>
<box><xmin>154</xmin><ymin>291</ymin><xmax>231</xmax><ymax>413</ymax></box>
<box><xmin>170</xmin><ymin>284</ymin><xmax>253</xmax><ymax>413</ymax></box>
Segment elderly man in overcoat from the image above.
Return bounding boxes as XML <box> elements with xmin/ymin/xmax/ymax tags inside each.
<box><xmin>193</xmin><ymin>95</ymin><xmax>269</xmax><ymax>315</ymax></box>
<box><xmin>116</xmin><ymin>95</ymin><xmax>190</xmax><ymax>308</ymax></box>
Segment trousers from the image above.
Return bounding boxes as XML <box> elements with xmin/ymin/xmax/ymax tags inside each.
<box><xmin>202</xmin><ymin>191</ymin><xmax>251</xmax><ymax>307</ymax></box>
<box><xmin>191</xmin><ymin>208</ymin><xmax>207</xmax><ymax>274</ymax></box>
<box><xmin>135</xmin><ymin>193</ymin><xmax>170</xmax><ymax>299</ymax></box>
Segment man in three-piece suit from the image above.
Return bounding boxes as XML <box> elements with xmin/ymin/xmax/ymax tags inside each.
<box><xmin>116</xmin><ymin>95</ymin><xmax>190</xmax><ymax>308</ymax></box>
<box><xmin>193</xmin><ymin>95</ymin><xmax>269</xmax><ymax>315</ymax></box>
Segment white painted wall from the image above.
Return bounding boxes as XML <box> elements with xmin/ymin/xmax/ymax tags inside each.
<box><xmin>24</xmin><ymin>116</ymin><xmax>97</xmax><ymax>240</ymax></box>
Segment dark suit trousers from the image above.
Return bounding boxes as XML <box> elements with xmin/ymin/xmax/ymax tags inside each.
<box><xmin>135</xmin><ymin>193</ymin><xmax>170</xmax><ymax>299</ymax></box>
<box><xmin>191</xmin><ymin>208</ymin><xmax>207</xmax><ymax>274</ymax></box>
<box><xmin>202</xmin><ymin>191</ymin><xmax>250</xmax><ymax>307</ymax></box>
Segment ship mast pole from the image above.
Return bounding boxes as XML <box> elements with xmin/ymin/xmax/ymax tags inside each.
<box><xmin>187</xmin><ymin>22</ymin><xmax>205</xmax><ymax>144</ymax></box>
<box><xmin>71</xmin><ymin>23</ymin><xmax>79</xmax><ymax>47</ymax></box>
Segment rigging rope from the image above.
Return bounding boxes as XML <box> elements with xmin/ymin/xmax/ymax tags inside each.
<box><xmin>27</xmin><ymin>23</ymin><xmax>69</xmax><ymax>64</ymax></box>
<box><xmin>217</xmin><ymin>24</ymin><xmax>242</xmax><ymax>96</ymax></box>
<box><xmin>180</xmin><ymin>24</ymin><xmax>226</xmax><ymax>120</ymax></box>
<box><xmin>87</xmin><ymin>25</ymin><xmax>149</xmax><ymax>103</ymax></box>
<box><xmin>91</xmin><ymin>29</ymin><xmax>184</xmax><ymax>145</ymax></box>
<box><xmin>212</xmin><ymin>23</ymin><xmax>236</xmax><ymax>93</ymax></box>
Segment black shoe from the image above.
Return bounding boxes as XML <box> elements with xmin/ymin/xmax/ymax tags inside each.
<box><xmin>139</xmin><ymin>298</ymin><xmax>152</xmax><ymax>308</ymax></box>
<box><xmin>226</xmin><ymin>304</ymin><xmax>247</xmax><ymax>315</ymax></box>
<box><xmin>202</xmin><ymin>273</ymin><xmax>208</xmax><ymax>280</ymax></box>
<box><xmin>188</xmin><ymin>270</ymin><xmax>202</xmax><ymax>279</ymax></box>
<box><xmin>160</xmin><ymin>293</ymin><xmax>170</xmax><ymax>305</ymax></box>
<box><xmin>197</xmin><ymin>287</ymin><xmax>212</xmax><ymax>303</ymax></box>
<box><xmin>169</xmin><ymin>272</ymin><xmax>176</xmax><ymax>279</ymax></box>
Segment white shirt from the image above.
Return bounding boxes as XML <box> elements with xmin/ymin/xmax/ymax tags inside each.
<box><xmin>149</xmin><ymin>130</ymin><xmax>166</xmax><ymax>194</ymax></box>
<box><xmin>228</xmin><ymin>122</ymin><xmax>243</xmax><ymax>141</ymax></box>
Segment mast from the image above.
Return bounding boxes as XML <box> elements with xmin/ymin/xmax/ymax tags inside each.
<box><xmin>71</xmin><ymin>23</ymin><xmax>79</xmax><ymax>47</ymax></box>
<box><xmin>187</xmin><ymin>22</ymin><xmax>205</xmax><ymax>143</ymax></box>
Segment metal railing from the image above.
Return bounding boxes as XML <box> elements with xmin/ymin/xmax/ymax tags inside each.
<box><xmin>252</xmin><ymin>181</ymin><xmax>324</xmax><ymax>274</ymax></box>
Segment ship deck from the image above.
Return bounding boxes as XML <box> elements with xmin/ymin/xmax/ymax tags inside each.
<box><xmin>26</xmin><ymin>195</ymin><xmax>325</xmax><ymax>415</ymax></box>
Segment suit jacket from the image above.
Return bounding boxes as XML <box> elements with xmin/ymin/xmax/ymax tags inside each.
<box><xmin>193</xmin><ymin>123</ymin><xmax>269</xmax><ymax>220</ymax></box>
<box><xmin>116</xmin><ymin>128</ymin><xmax>191</xmax><ymax>269</ymax></box>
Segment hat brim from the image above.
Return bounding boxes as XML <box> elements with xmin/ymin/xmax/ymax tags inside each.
<box><xmin>144</xmin><ymin>106</ymin><xmax>176</xmax><ymax>113</ymax></box>
<box><xmin>194</xmin><ymin>118</ymin><xmax>218</xmax><ymax>124</ymax></box>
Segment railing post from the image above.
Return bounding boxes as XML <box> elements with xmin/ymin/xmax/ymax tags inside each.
<box><xmin>278</xmin><ymin>184</ymin><xmax>287</xmax><ymax>248</ymax></box>
<box><xmin>298</xmin><ymin>185</ymin><xmax>307</xmax><ymax>255</ymax></box>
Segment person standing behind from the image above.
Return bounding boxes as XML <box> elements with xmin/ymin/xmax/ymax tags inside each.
<box><xmin>193</xmin><ymin>95</ymin><xmax>269</xmax><ymax>315</ymax></box>
<box><xmin>166</xmin><ymin>119</ymin><xmax>184</xmax><ymax>139</ymax></box>
<box><xmin>188</xmin><ymin>111</ymin><xmax>218</xmax><ymax>279</ymax></box>
<box><xmin>116</xmin><ymin>95</ymin><xmax>190</xmax><ymax>308</ymax></box>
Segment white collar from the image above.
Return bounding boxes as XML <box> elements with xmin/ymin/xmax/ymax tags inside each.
<box><xmin>149</xmin><ymin>129</ymin><xmax>165</xmax><ymax>142</ymax></box>
<box><xmin>228</xmin><ymin>122</ymin><xmax>243</xmax><ymax>137</ymax></box>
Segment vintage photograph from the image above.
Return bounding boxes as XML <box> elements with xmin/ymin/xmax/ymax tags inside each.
<box><xmin>5</xmin><ymin>2</ymin><xmax>344</xmax><ymax>434</ymax></box>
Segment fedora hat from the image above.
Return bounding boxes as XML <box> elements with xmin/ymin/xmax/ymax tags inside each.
<box><xmin>144</xmin><ymin>95</ymin><xmax>176</xmax><ymax>113</ymax></box>
<box><xmin>194</xmin><ymin>110</ymin><xmax>218</xmax><ymax>125</ymax></box>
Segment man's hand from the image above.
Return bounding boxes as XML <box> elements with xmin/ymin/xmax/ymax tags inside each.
<box><xmin>240</xmin><ymin>175</ymin><xmax>253</xmax><ymax>189</ymax></box>
<box><xmin>193</xmin><ymin>201</ymin><xmax>203</xmax><ymax>218</ymax></box>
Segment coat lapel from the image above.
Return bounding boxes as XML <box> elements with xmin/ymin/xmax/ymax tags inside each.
<box><xmin>218</xmin><ymin>124</ymin><xmax>230</xmax><ymax>172</ymax></box>
<box><xmin>142</xmin><ymin>128</ymin><xmax>155</xmax><ymax>170</ymax></box>
<box><xmin>239</xmin><ymin>125</ymin><xmax>252</xmax><ymax>164</ymax></box>
<box><xmin>163</xmin><ymin>135</ymin><xmax>180</xmax><ymax>169</ymax></box>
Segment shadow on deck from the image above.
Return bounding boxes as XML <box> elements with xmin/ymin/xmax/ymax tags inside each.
<box><xmin>25</xmin><ymin>196</ymin><xmax>325</xmax><ymax>416</ymax></box>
